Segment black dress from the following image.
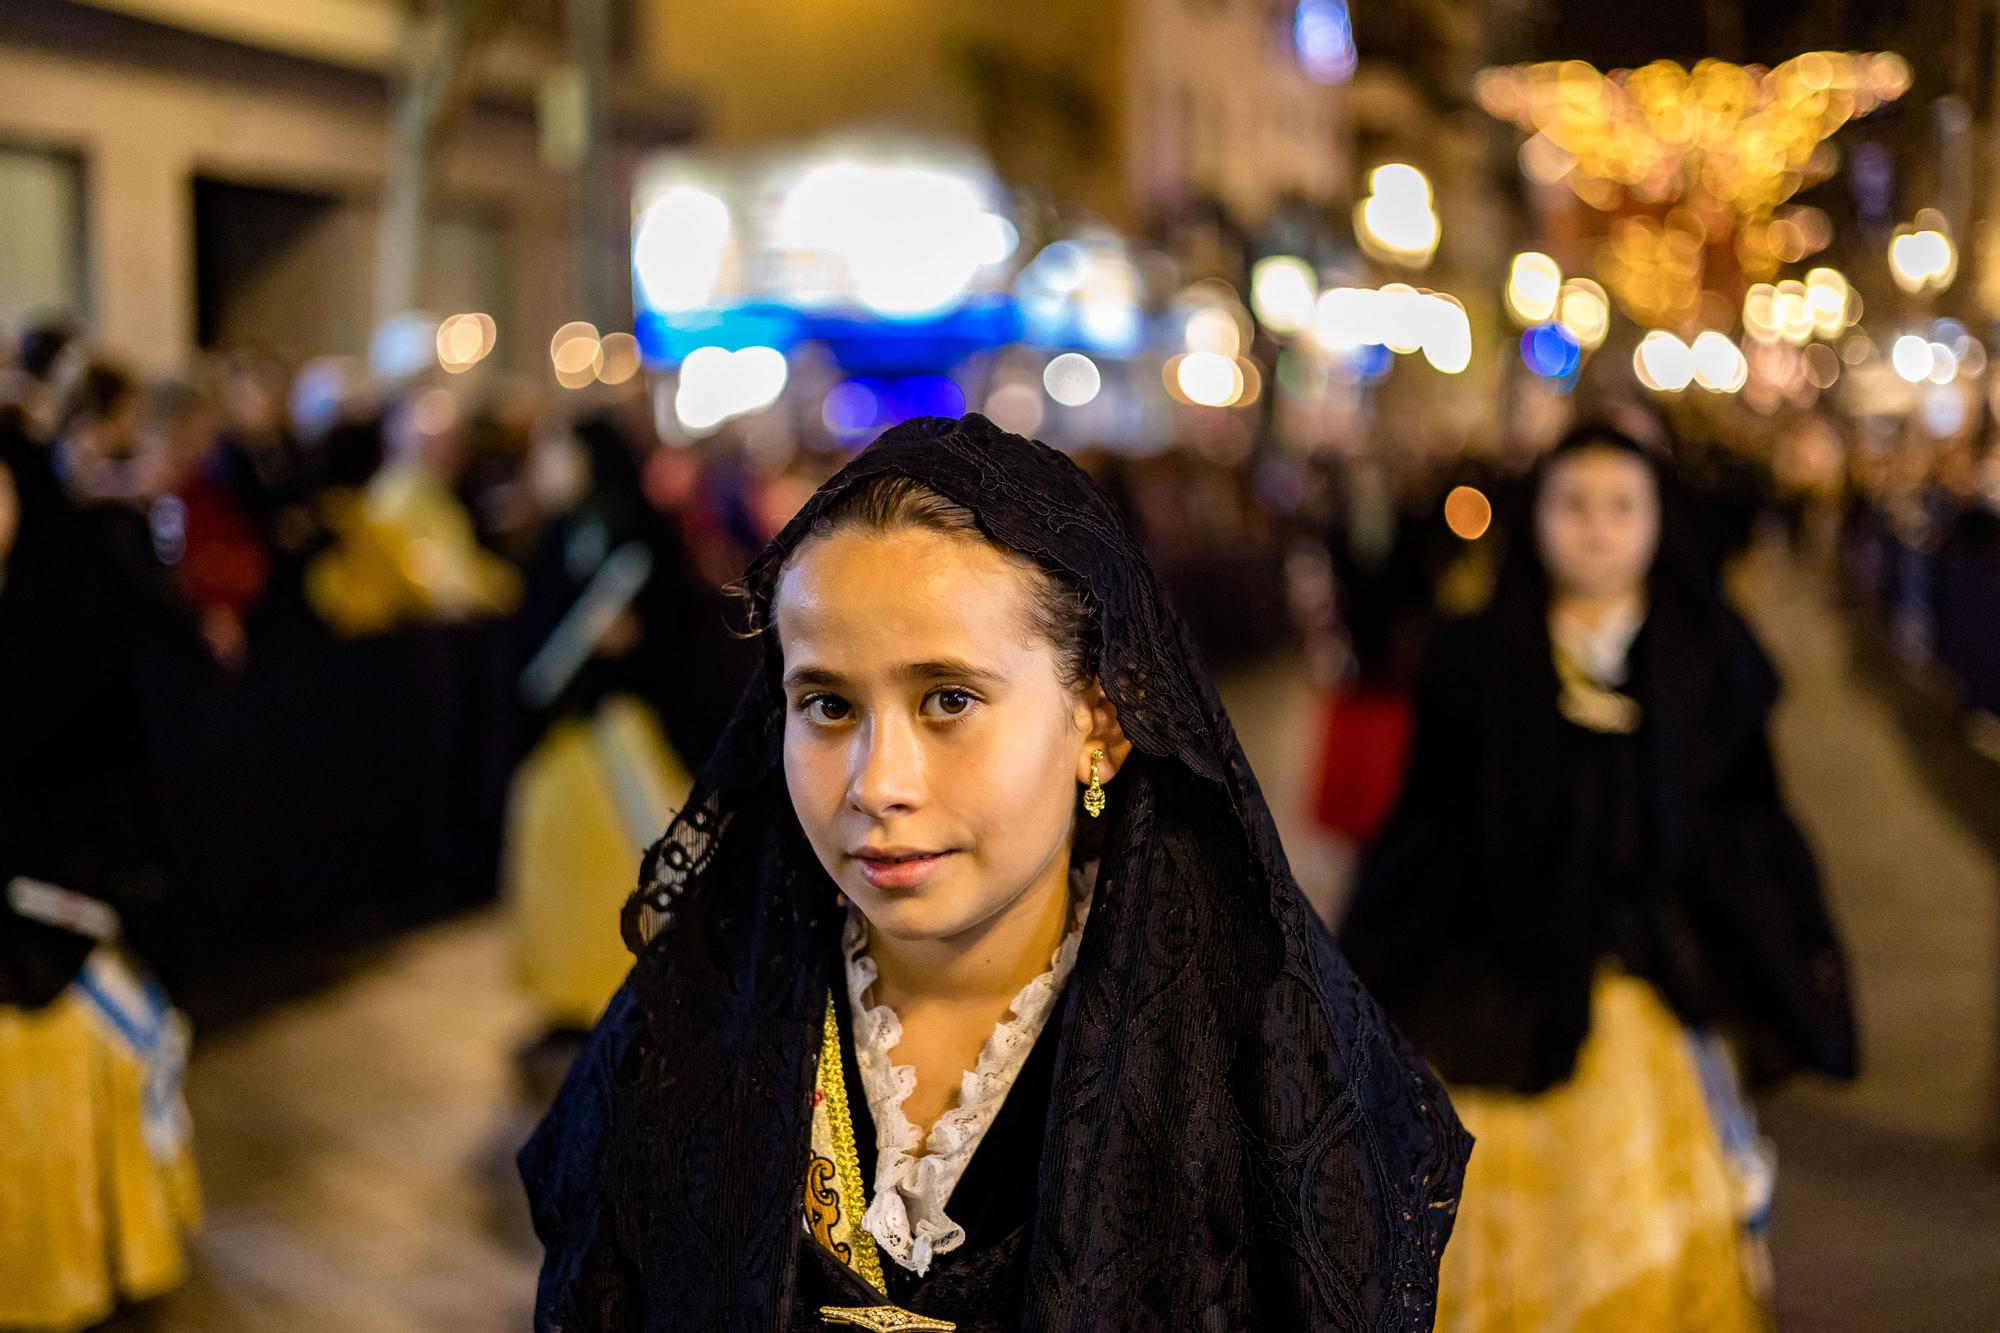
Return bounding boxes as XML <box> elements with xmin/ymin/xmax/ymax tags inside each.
<box><xmin>1343</xmin><ymin>594</ymin><xmax>1858</xmax><ymax>1095</ymax></box>
<box><xmin>0</xmin><ymin>432</ymin><xmax>167</xmax><ymax>1006</ymax></box>
<box><xmin>789</xmin><ymin>982</ymin><xmax>1072</xmax><ymax>1330</ymax></box>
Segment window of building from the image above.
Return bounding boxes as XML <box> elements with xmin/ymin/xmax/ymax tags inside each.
<box><xmin>0</xmin><ymin>142</ymin><xmax>88</xmax><ymax>329</ymax></box>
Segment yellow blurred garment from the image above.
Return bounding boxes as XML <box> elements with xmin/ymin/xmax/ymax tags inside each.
<box><xmin>306</xmin><ymin>464</ymin><xmax>521</xmax><ymax>636</ymax></box>
<box><xmin>0</xmin><ymin>953</ymin><xmax>201</xmax><ymax>1332</ymax></box>
<box><xmin>1437</xmin><ymin>971</ymin><xmax>1766</xmax><ymax>1333</ymax></box>
<box><xmin>505</xmin><ymin>696</ymin><xmax>690</xmax><ymax>1028</ymax></box>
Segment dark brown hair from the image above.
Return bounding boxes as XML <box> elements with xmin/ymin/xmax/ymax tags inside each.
<box><xmin>52</xmin><ymin>357</ymin><xmax>138</xmax><ymax>443</ymax></box>
<box><xmin>742</xmin><ymin>474</ymin><xmax>1099</xmax><ymax>697</ymax></box>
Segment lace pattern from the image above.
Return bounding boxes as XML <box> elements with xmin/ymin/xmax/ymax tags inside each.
<box><xmin>843</xmin><ymin>864</ymin><xmax>1093</xmax><ymax>1275</ymax></box>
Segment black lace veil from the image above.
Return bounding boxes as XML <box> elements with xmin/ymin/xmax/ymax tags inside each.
<box><xmin>521</xmin><ymin>413</ymin><xmax>1470</xmax><ymax>1331</ymax></box>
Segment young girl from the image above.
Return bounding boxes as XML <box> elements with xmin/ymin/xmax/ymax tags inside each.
<box><xmin>1342</xmin><ymin>425</ymin><xmax>1858</xmax><ymax>1331</ymax></box>
<box><xmin>521</xmin><ymin>413</ymin><xmax>1470</xmax><ymax>1331</ymax></box>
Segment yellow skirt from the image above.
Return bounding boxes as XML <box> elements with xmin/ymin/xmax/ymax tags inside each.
<box><xmin>1437</xmin><ymin>972</ymin><xmax>1766</xmax><ymax>1333</ymax></box>
<box><xmin>504</xmin><ymin>695</ymin><xmax>690</xmax><ymax>1028</ymax></box>
<box><xmin>0</xmin><ymin>954</ymin><xmax>202</xmax><ymax>1332</ymax></box>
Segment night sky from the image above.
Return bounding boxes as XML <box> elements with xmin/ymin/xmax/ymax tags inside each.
<box><xmin>1537</xmin><ymin>0</ymin><xmax>1916</xmax><ymax>68</ymax></box>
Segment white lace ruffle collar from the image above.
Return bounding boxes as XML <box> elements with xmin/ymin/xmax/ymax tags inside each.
<box><xmin>842</xmin><ymin>862</ymin><xmax>1094</xmax><ymax>1276</ymax></box>
<box><xmin>1551</xmin><ymin>598</ymin><xmax>1646</xmax><ymax>686</ymax></box>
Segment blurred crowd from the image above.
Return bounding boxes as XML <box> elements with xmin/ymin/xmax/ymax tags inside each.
<box><xmin>0</xmin><ymin>319</ymin><xmax>1308</xmax><ymax>992</ymax></box>
<box><xmin>8</xmin><ymin>300</ymin><xmax>2000</xmax><ymax>1329</ymax></box>
<box><xmin>10</xmin><ymin>307</ymin><xmax>2000</xmax><ymax>983</ymax></box>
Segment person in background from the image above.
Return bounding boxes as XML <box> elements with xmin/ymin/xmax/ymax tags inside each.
<box><xmin>501</xmin><ymin>406</ymin><xmax>695</xmax><ymax>1068</ymax></box>
<box><xmin>305</xmin><ymin>384</ymin><xmax>522</xmax><ymax>635</ymax></box>
<box><xmin>211</xmin><ymin>348</ymin><xmax>302</xmax><ymax>530</ymax></box>
<box><xmin>0</xmin><ymin>315</ymin><xmax>82</xmax><ymax>445</ymax></box>
<box><xmin>0</xmin><ymin>438</ymin><xmax>203</xmax><ymax>1332</ymax></box>
<box><xmin>49</xmin><ymin>355</ymin><xmax>146</xmax><ymax>502</ymax></box>
<box><xmin>142</xmin><ymin>378</ymin><xmax>267</xmax><ymax>671</ymax></box>
<box><xmin>1342</xmin><ymin>424</ymin><xmax>1859</xmax><ymax>1332</ymax></box>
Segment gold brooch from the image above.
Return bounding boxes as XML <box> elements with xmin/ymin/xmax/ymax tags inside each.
<box><xmin>818</xmin><ymin>1305</ymin><xmax>956</xmax><ymax>1332</ymax></box>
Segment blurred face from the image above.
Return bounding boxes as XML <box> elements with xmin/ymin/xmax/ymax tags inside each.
<box><xmin>224</xmin><ymin>366</ymin><xmax>283</xmax><ymax>437</ymax></box>
<box><xmin>1535</xmin><ymin>445</ymin><xmax>1660</xmax><ymax>600</ymax></box>
<box><xmin>145</xmin><ymin>408</ymin><xmax>219</xmax><ymax>493</ymax></box>
<box><xmin>78</xmin><ymin>395</ymin><xmax>142</xmax><ymax>463</ymax></box>
<box><xmin>776</xmin><ymin>526</ymin><xmax>1096</xmax><ymax>944</ymax></box>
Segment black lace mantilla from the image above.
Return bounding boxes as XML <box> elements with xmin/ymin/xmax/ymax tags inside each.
<box><xmin>520</xmin><ymin>414</ymin><xmax>1471</xmax><ymax>1331</ymax></box>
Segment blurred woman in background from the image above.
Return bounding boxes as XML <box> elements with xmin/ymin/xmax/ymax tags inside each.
<box><xmin>0</xmin><ymin>434</ymin><xmax>202</xmax><ymax>1331</ymax></box>
<box><xmin>1342</xmin><ymin>424</ymin><xmax>1858</xmax><ymax>1331</ymax></box>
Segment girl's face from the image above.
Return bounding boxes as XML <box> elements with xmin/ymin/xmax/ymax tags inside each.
<box><xmin>775</xmin><ymin>525</ymin><xmax>1110</xmax><ymax>944</ymax></box>
<box><xmin>1535</xmin><ymin>446</ymin><xmax>1661</xmax><ymax>600</ymax></box>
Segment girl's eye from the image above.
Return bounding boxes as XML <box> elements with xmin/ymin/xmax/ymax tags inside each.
<box><xmin>923</xmin><ymin>688</ymin><xmax>977</xmax><ymax>719</ymax></box>
<box><xmin>801</xmin><ymin>695</ymin><xmax>851</xmax><ymax>724</ymax></box>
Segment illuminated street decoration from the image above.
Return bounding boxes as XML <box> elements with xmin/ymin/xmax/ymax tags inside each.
<box><xmin>1888</xmin><ymin>211</ymin><xmax>1957</xmax><ymax>294</ymax></box>
<box><xmin>1506</xmin><ymin>252</ymin><xmax>1562</xmax><ymax>325</ymax></box>
<box><xmin>1477</xmin><ymin>53</ymin><xmax>1910</xmax><ymax>327</ymax></box>
<box><xmin>630</xmin><ymin>138</ymin><xmax>1022</xmax><ymax>375</ymax></box>
<box><xmin>1477</xmin><ymin>54</ymin><xmax>1908</xmax><ymax>216</ymax></box>
<box><xmin>1294</xmin><ymin>1</ymin><xmax>1356</xmax><ymax>86</ymax></box>
<box><xmin>1355</xmin><ymin>164</ymin><xmax>1441</xmax><ymax>269</ymax></box>
<box><xmin>1556</xmin><ymin>278</ymin><xmax>1610</xmax><ymax>349</ymax></box>
<box><xmin>1307</xmin><ymin>284</ymin><xmax>1472</xmax><ymax>375</ymax></box>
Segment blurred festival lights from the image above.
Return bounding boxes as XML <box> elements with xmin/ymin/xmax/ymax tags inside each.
<box><xmin>1042</xmin><ymin>352</ymin><xmax>1103</xmax><ymax>407</ymax></box>
<box><xmin>1475</xmin><ymin>53</ymin><xmax>1910</xmax><ymax>221</ymax></box>
<box><xmin>674</xmin><ymin>344</ymin><xmax>788</xmax><ymax>433</ymax></box>
<box><xmin>1556</xmin><ymin>278</ymin><xmax>1610</xmax><ymax>349</ymax></box>
<box><xmin>1444</xmin><ymin>486</ymin><xmax>1494</xmax><ymax>540</ymax></box>
<box><xmin>1355</xmin><ymin>164</ymin><xmax>1440</xmax><ymax>269</ymax></box>
<box><xmin>633</xmin><ymin>185</ymin><xmax>733</xmax><ymax>314</ymax></box>
<box><xmin>596</xmin><ymin>333</ymin><xmax>642</xmax><ymax>386</ymax></box>
<box><xmin>1293</xmin><ymin>1</ymin><xmax>1357</xmax><ymax>85</ymax></box>
<box><xmin>1634</xmin><ymin>331</ymin><xmax>1695</xmax><ymax>392</ymax></box>
<box><xmin>1172</xmin><ymin>351</ymin><xmax>1248</xmax><ymax>408</ymax></box>
<box><xmin>1478</xmin><ymin>52</ymin><xmax>1910</xmax><ymax>329</ymax></box>
<box><xmin>1015</xmin><ymin>235</ymin><xmax>1147</xmax><ymax>357</ymax></box>
<box><xmin>550</xmin><ymin>321</ymin><xmax>603</xmax><ymax>389</ymax></box>
<box><xmin>1506</xmin><ymin>252</ymin><xmax>1562</xmax><ymax>325</ymax></box>
<box><xmin>1889</xmin><ymin>214</ymin><xmax>1957</xmax><ymax>294</ymax></box>
<box><xmin>1250</xmin><ymin>256</ymin><xmax>1319</xmax><ymax>335</ymax></box>
<box><xmin>1690</xmin><ymin>331</ymin><xmax>1749</xmax><ymax>393</ymax></box>
<box><xmin>435</xmin><ymin>313</ymin><xmax>496</xmax><ymax>374</ymax></box>
<box><xmin>1521</xmin><ymin>323</ymin><xmax>1581</xmax><ymax>379</ymax></box>
<box><xmin>1307</xmin><ymin>284</ymin><xmax>1472</xmax><ymax>375</ymax></box>
<box><xmin>773</xmin><ymin>160</ymin><xmax>1015</xmax><ymax>317</ymax></box>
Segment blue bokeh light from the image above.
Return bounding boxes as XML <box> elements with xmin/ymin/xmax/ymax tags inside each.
<box><xmin>1295</xmin><ymin>1</ymin><xmax>1357</xmax><ymax>85</ymax></box>
<box><xmin>1521</xmin><ymin>324</ymin><xmax>1582</xmax><ymax>379</ymax></box>
<box><xmin>1350</xmin><ymin>342</ymin><xmax>1394</xmax><ymax>382</ymax></box>
<box><xmin>823</xmin><ymin>376</ymin><xmax>968</xmax><ymax>440</ymax></box>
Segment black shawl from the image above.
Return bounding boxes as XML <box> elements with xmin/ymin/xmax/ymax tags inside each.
<box><xmin>0</xmin><ymin>429</ymin><xmax>165</xmax><ymax>1006</ymax></box>
<box><xmin>1341</xmin><ymin>429</ymin><xmax>1858</xmax><ymax>1095</ymax></box>
<box><xmin>520</xmin><ymin>414</ymin><xmax>1469</xmax><ymax>1330</ymax></box>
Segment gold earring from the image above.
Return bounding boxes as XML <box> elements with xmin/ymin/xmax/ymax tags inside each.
<box><xmin>1083</xmin><ymin>748</ymin><xmax>1107</xmax><ymax>819</ymax></box>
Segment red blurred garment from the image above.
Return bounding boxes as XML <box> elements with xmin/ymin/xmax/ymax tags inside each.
<box><xmin>1311</xmin><ymin>685</ymin><xmax>1414</xmax><ymax>844</ymax></box>
<box><xmin>174</xmin><ymin>473</ymin><xmax>267</xmax><ymax>620</ymax></box>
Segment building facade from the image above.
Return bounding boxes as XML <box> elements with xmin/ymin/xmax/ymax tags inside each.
<box><xmin>0</xmin><ymin>0</ymin><xmax>691</xmax><ymax>373</ymax></box>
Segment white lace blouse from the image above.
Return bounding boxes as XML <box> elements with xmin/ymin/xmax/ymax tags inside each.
<box><xmin>841</xmin><ymin>863</ymin><xmax>1094</xmax><ymax>1276</ymax></box>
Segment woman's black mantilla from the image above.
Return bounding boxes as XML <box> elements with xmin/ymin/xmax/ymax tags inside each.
<box><xmin>522</xmin><ymin>413</ymin><xmax>1471</xmax><ymax>1332</ymax></box>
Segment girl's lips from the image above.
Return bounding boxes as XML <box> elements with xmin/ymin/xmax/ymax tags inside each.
<box><xmin>854</xmin><ymin>850</ymin><xmax>955</xmax><ymax>890</ymax></box>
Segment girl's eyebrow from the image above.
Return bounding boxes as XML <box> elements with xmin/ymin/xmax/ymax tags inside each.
<box><xmin>783</xmin><ymin>658</ymin><xmax>1009</xmax><ymax>691</ymax></box>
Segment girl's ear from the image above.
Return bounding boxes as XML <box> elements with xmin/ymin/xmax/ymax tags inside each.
<box><xmin>1075</xmin><ymin>681</ymin><xmax>1133</xmax><ymax>785</ymax></box>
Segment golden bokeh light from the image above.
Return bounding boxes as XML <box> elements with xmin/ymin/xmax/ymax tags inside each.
<box><xmin>1443</xmin><ymin>486</ymin><xmax>1493</xmax><ymax>541</ymax></box>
